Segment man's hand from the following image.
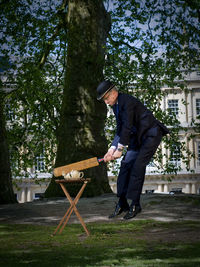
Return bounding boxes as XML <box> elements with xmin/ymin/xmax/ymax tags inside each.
<box><xmin>104</xmin><ymin>148</ymin><xmax>115</xmax><ymax>162</ymax></box>
<box><xmin>112</xmin><ymin>149</ymin><xmax>123</xmax><ymax>159</ymax></box>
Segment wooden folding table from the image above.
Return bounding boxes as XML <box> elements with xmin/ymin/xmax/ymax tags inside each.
<box><xmin>53</xmin><ymin>178</ymin><xmax>91</xmax><ymax>236</ymax></box>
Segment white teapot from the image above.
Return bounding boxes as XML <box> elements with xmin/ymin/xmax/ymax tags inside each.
<box><xmin>62</xmin><ymin>170</ymin><xmax>84</xmax><ymax>180</ymax></box>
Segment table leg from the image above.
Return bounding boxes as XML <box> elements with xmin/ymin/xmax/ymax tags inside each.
<box><xmin>53</xmin><ymin>181</ymin><xmax>90</xmax><ymax>236</ymax></box>
<box><xmin>53</xmin><ymin>201</ymin><xmax>73</xmax><ymax>236</ymax></box>
<box><xmin>60</xmin><ymin>182</ymin><xmax>90</xmax><ymax>236</ymax></box>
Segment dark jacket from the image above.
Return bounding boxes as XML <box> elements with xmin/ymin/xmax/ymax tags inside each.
<box><xmin>111</xmin><ymin>93</ymin><xmax>169</xmax><ymax>148</ymax></box>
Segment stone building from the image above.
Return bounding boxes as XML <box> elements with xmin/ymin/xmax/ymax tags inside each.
<box><xmin>110</xmin><ymin>68</ymin><xmax>200</xmax><ymax>195</ymax></box>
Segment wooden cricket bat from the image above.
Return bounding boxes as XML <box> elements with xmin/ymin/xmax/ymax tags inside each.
<box><xmin>53</xmin><ymin>157</ymin><xmax>104</xmax><ymax>177</ymax></box>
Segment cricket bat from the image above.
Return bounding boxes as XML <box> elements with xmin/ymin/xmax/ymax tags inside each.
<box><xmin>53</xmin><ymin>157</ymin><xmax>104</xmax><ymax>177</ymax></box>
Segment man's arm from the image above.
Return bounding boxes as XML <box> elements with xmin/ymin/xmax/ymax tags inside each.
<box><xmin>118</xmin><ymin>98</ymin><xmax>135</xmax><ymax>146</ymax></box>
<box><xmin>104</xmin><ymin>135</ymin><xmax>119</xmax><ymax>162</ymax></box>
<box><xmin>104</xmin><ymin>135</ymin><xmax>126</xmax><ymax>161</ymax></box>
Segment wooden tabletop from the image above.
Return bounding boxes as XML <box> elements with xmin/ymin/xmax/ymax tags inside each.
<box><xmin>55</xmin><ymin>178</ymin><xmax>91</xmax><ymax>183</ymax></box>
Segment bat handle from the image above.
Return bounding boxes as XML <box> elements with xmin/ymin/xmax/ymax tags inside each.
<box><xmin>98</xmin><ymin>158</ymin><xmax>104</xmax><ymax>163</ymax></box>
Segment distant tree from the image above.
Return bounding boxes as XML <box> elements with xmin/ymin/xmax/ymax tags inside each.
<box><xmin>0</xmin><ymin>90</ymin><xmax>17</xmax><ymax>204</ymax></box>
<box><xmin>0</xmin><ymin>0</ymin><xmax>112</xmax><ymax>201</ymax></box>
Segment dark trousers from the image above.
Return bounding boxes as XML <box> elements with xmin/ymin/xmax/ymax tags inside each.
<box><xmin>117</xmin><ymin>126</ymin><xmax>163</xmax><ymax>206</ymax></box>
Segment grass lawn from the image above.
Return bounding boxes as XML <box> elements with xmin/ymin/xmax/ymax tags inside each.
<box><xmin>0</xmin><ymin>220</ymin><xmax>200</xmax><ymax>267</ymax></box>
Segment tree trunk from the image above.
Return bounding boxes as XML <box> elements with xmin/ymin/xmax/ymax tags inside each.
<box><xmin>0</xmin><ymin>93</ymin><xmax>17</xmax><ymax>204</ymax></box>
<box><xmin>45</xmin><ymin>0</ymin><xmax>112</xmax><ymax>197</ymax></box>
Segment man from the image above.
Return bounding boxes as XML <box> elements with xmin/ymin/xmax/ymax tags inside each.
<box><xmin>96</xmin><ymin>80</ymin><xmax>169</xmax><ymax>220</ymax></box>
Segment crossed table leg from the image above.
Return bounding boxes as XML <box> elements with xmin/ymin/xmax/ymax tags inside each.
<box><xmin>53</xmin><ymin>179</ymin><xmax>91</xmax><ymax>236</ymax></box>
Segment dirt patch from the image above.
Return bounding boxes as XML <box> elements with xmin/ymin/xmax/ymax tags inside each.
<box><xmin>137</xmin><ymin>224</ymin><xmax>200</xmax><ymax>243</ymax></box>
<box><xmin>0</xmin><ymin>193</ymin><xmax>200</xmax><ymax>226</ymax></box>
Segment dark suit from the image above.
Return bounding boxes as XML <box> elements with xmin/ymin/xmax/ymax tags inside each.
<box><xmin>111</xmin><ymin>93</ymin><xmax>169</xmax><ymax>205</ymax></box>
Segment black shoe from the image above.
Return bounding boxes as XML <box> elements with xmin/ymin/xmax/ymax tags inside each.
<box><xmin>108</xmin><ymin>204</ymin><xmax>129</xmax><ymax>219</ymax></box>
<box><xmin>123</xmin><ymin>205</ymin><xmax>142</xmax><ymax>220</ymax></box>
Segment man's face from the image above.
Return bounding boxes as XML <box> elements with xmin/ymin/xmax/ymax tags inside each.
<box><xmin>102</xmin><ymin>89</ymin><xmax>118</xmax><ymax>106</ymax></box>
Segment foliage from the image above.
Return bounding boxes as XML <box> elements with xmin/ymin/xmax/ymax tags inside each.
<box><xmin>0</xmin><ymin>0</ymin><xmax>65</xmax><ymax>180</ymax></box>
<box><xmin>104</xmin><ymin>0</ymin><xmax>200</xmax><ymax>175</ymax></box>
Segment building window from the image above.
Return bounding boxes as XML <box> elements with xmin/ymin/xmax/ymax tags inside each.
<box><xmin>196</xmin><ymin>99</ymin><xmax>200</xmax><ymax>116</ymax></box>
<box><xmin>168</xmin><ymin>99</ymin><xmax>179</xmax><ymax>117</ymax></box>
<box><xmin>35</xmin><ymin>153</ymin><xmax>45</xmax><ymax>172</ymax></box>
<box><xmin>197</xmin><ymin>71</ymin><xmax>200</xmax><ymax>76</ymax></box>
<box><xmin>169</xmin><ymin>145</ymin><xmax>181</xmax><ymax>167</ymax></box>
<box><xmin>197</xmin><ymin>142</ymin><xmax>200</xmax><ymax>167</ymax></box>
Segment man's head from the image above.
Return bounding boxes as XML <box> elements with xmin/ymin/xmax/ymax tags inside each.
<box><xmin>96</xmin><ymin>80</ymin><xmax>118</xmax><ymax>106</ymax></box>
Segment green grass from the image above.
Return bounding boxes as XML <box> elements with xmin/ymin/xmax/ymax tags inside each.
<box><xmin>0</xmin><ymin>220</ymin><xmax>200</xmax><ymax>267</ymax></box>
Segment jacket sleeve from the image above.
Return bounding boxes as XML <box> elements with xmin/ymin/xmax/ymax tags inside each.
<box><xmin>119</xmin><ymin>98</ymin><xmax>135</xmax><ymax>146</ymax></box>
<box><xmin>111</xmin><ymin>134</ymin><xmax>120</xmax><ymax>148</ymax></box>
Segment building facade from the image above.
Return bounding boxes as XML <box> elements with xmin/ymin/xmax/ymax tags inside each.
<box><xmin>110</xmin><ymin>69</ymin><xmax>200</xmax><ymax>195</ymax></box>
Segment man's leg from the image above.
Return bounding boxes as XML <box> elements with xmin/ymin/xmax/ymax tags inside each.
<box><xmin>117</xmin><ymin>150</ymin><xmax>139</xmax><ymax>198</ymax></box>
<box><xmin>124</xmin><ymin>133</ymin><xmax>163</xmax><ymax>219</ymax></box>
<box><xmin>109</xmin><ymin>150</ymin><xmax>138</xmax><ymax>218</ymax></box>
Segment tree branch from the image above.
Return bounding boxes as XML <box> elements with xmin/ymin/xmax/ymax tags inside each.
<box><xmin>107</xmin><ymin>34</ymin><xmax>143</xmax><ymax>62</ymax></box>
<box><xmin>38</xmin><ymin>0</ymin><xmax>68</xmax><ymax>69</ymax></box>
<box><xmin>184</xmin><ymin>0</ymin><xmax>200</xmax><ymax>22</ymax></box>
<box><xmin>38</xmin><ymin>22</ymin><xmax>63</xmax><ymax>69</ymax></box>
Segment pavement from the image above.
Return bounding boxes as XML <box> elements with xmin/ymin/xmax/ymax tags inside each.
<box><xmin>0</xmin><ymin>193</ymin><xmax>200</xmax><ymax>226</ymax></box>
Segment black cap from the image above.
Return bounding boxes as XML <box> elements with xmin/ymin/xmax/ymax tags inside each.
<box><xmin>96</xmin><ymin>80</ymin><xmax>115</xmax><ymax>100</ymax></box>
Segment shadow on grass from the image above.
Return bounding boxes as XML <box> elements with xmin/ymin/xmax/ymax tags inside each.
<box><xmin>0</xmin><ymin>221</ymin><xmax>200</xmax><ymax>267</ymax></box>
